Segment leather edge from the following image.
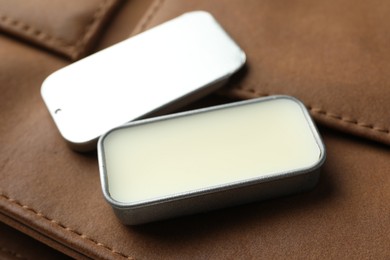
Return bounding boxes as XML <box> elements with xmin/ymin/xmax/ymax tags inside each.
<box><xmin>129</xmin><ymin>0</ymin><xmax>390</xmax><ymax>146</ymax></box>
<box><xmin>0</xmin><ymin>194</ymin><xmax>134</xmax><ymax>260</ymax></box>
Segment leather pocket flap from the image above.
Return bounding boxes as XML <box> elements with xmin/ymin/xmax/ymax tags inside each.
<box><xmin>0</xmin><ymin>0</ymin><xmax>119</xmax><ymax>60</ymax></box>
<box><xmin>134</xmin><ymin>0</ymin><xmax>390</xmax><ymax>145</ymax></box>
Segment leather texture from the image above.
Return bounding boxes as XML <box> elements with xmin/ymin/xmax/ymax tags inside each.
<box><xmin>135</xmin><ymin>0</ymin><xmax>390</xmax><ymax>146</ymax></box>
<box><xmin>0</xmin><ymin>221</ymin><xmax>69</xmax><ymax>259</ymax></box>
<box><xmin>0</xmin><ymin>0</ymin><xmax>389</xmax><ymax>259</ymax></box>
<box><xmin>0</xmin><ymin>0</ymin><xmax>120</xmax><ymax>60</ymax></box>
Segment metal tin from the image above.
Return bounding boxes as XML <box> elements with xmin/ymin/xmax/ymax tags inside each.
<box><xmin>41</xmin><ymin>11</ymin><xmax>246</xmax><ymax>151</ymax></box>
<box><xmin>98</xmin><ymin>96</ymin><xmax>326</xmax><ymax>225</ymax></box>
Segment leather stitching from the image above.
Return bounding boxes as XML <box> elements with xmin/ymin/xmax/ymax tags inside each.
<box><xmin>235</xmin><ymin>86</ymin><xmax>390</xmax><ymax>136</ymax></box>
<box><xmin>0</xmin><ymin>2</ymin><xmax>166</xmax><ymax>258</ymax></box>
<box><xmin>0</xmin><ymin>0</ymin><xmax>113</xmax><ymax>60</ymax></box>
<box><xmin>0</xmin><ymin>193</ymin><xmax>134</xmax><ymax>259</ymax></box>
<box><xmin>128</xmin><ymin>0</ymin><xmax>390</xmax><ymax>139</ymax></box>
<box><xmin>70</xmin><ymin>0</ymin><xmax>115</xmax><ymax>59</ymax></box>
<box><xmin>0</xmin><ymin>14</ymin><xmax>73</xmax><ymax>47</ymax></box>
<box><xmin>308</xmin><ymin>107</ymin><xmax>390</xmax><ymax>134</ymax></box>
<box><xmin>0</xmin><ymin>0</ymin><xmax>386</xmax><ymax>255</ymax></box>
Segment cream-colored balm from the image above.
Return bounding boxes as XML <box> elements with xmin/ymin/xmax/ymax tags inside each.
<box><xmin>98</xmin><ymin>96</ymin><xmax>326</xmax><ymax>225</ymax></box>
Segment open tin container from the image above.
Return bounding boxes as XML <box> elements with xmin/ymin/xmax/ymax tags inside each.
<box><xmin>98</xmin><ymin>96</ymin><xmax>326</xmax><ymax>225</ymax></box>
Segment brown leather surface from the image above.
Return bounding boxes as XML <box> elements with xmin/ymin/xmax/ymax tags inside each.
<box><xmin>134</xmin><ymin>0</ymin><xmax>390</xmax><ymax>146</ymax></box>
<box><xmin>0</xmin><ymin>0</ymin><xmax>389</xmax><ymax>259</ymax></box>
<box><xmin>0</xmin><ymin>0</ymin><xmax>120</xmax><ymax>60</ymax></box>
<box><xmin>0</xmin><ymin>221</ymin><xmax>70</xmax><ymax>260</ymax></box>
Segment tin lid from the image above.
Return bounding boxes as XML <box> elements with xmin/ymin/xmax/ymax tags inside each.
<box><xmin>41</xmin><ymin>11</ymin><xmax>246</xmax><ymax>151</ymax></box>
